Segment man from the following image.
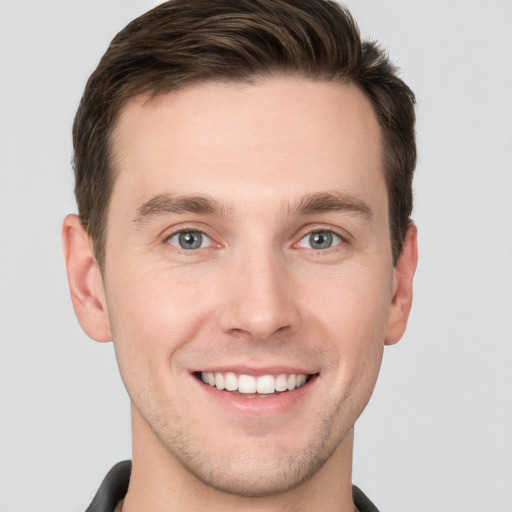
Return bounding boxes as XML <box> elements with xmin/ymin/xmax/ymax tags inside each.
<box><xmin>62</xmin><ymin>0</ymin><xmax>417</xmax><ymax>510</ymax></box>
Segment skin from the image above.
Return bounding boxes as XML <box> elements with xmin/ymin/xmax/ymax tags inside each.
<box><xmin>63</xmin><ymin>77</ymin><xmax>417</xmax><ymax>512</ymax></box>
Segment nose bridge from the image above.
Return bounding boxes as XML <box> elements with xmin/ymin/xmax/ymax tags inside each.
<box><xmin>219</xmin><ymin>241</ymin><xmax>299</xmax><ymax>340</ymax></box>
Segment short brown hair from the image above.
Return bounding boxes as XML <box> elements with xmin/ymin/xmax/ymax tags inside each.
<box><xmin>73</xmin><ymin>0</ymin><xmax>416</xmax><ymax>267</ymax></box>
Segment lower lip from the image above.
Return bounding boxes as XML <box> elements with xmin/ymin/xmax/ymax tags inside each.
<box><xmin>193</xmin><ymin>375</ymin><xmax>317</xmax><ymax>416</ymax></box>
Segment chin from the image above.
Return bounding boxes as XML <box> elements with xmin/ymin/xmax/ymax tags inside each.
<box><xmin>158</xmin><ymin>416</ymin><xmax>348</xmax><ymax>498</ymax></box>
<box><xmin>182</xmin><ymin>447</ymin><xmax>330</xmax><ymax>497</ymax></box>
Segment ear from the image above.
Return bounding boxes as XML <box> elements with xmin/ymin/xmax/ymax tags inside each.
<box><xmin>62</xmin><ymin>214</ymin><xmax>112</xmax><ymax>342</ymax></box>
<box><xmin>385</xmin><ymin>223</ymin><xmax>418</xmax><ymax>345</ymax></box>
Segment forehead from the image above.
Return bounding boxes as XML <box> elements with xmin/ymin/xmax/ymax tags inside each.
<box><xmin>110</xmin><ymin>77</ymin><xmax>386</xmax><ymax>218</ymax></box>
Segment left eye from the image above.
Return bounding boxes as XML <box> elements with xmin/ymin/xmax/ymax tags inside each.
<box><xmin>167</xmin><ymin>230</ymin><xmax>212</xmax><ymax>250</ymax></box>
<box><xmin>297</xmin><ymin>230</ymin><xmax>342</xmax><ymax>250</ymax></box>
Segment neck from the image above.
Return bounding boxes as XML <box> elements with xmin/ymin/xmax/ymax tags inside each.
<box><xmin>122</xmin><ymin>406</ymin><xmax>356</xmax><ymax>512</ymax></box>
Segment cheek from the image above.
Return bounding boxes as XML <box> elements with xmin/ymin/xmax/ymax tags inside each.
<box><xmin>303</xmin><ymin>263</ymin><xmax>391</xmax><ymax>383</ymax></box>
<box><xmin>104</xmin><ymin>267</ymin><xmax>213</xmax><ymax>391</ymax></box>
<box><xmin>108</xmin><ymin>263</ymin><xmax>208</xmax><ymax>336</ymax></box>
<box><xmin>305</xmin><ymin>261</ymin><xmax>393</xmax><ymax>334</ymax></box>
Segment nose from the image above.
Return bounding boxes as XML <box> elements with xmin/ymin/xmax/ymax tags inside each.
<box><xmin>218</xmin><ymin>248</ymin><xmax>300</xmax><ymax>342</ymax></box>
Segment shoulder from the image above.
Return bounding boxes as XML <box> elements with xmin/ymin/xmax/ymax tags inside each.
<box><xmin>353</xmin><ymin>485</ymin><xmax>380</xmax><ymax>512</ymax></box>
<box><xmin>84</xmin><ymin>461</ymin><xmax>131</xmax><ymax>512</ymax></box>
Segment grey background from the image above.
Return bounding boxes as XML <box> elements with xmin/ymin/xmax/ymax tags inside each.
<box><xmin>1</xmin><ymin>1</ymin><xmax>511</xmax><ymax>511</ymax></box>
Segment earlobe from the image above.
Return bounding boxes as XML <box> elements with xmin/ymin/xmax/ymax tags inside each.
<box><xmin>385</xmin><ymin>223</ymin><xmax>418</xmax><ymax>345</ymax></box>
<box><xmin>62</xmin><ymin>214</ymin><xmax>112</xmax><ymax>342</ymax></box>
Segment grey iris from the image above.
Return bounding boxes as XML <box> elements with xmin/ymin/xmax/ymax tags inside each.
<box><xmin>310</xmin><ymin>231</ymin><xmax>333</xmax><ymax>249</ymax></box>
<box><xmin>179</xmin><ymin>231</ymin><xmax>203</xmax><ymax>249</ymax></box>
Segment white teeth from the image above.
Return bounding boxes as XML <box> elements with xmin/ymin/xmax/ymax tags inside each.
<box><xmin>238</xmin><ymin>374</ymin><xmax>257</xmax><ymax>393</ymax></box>
<box><xmin>275</xmin><ymin>374</ymin><xmax>288</xmax><ymax>392</ymax></box>
<box><xmin>224</xmin><ymin>372</ymin><xmax>238</xmax><ymax>391</ymax></box>
<box><xmin>199</xmin><ymin>371</ymin><xmax>310</xmax><ymax>394</ymax></box>
<box><xmin>296</xmin><ymin>374</ymin><xmax>307</xmax><ymax>388</ymax></box>
<box><xmin>215</xmin><ymin>372</ymin><xmax>225</xmax><ymax>390</ymax></box>
<box><xmin>256</xmin><ymin>375</ymin><xmax>276</xmax><ymax>394</ymax></box>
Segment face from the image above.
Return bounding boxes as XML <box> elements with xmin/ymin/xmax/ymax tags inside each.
<box><xmin>66</xmin><ymin>77</ymin><xmax>416</xmax><ymax>497</ymax></box>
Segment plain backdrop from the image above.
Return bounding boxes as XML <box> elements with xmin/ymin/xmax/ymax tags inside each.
<box><xmin>1</xmin><ymin>1</ymin><xmax>511</xmax><ymax>511</ymax></box>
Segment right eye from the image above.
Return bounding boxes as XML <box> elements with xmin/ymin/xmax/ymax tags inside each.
<box><xmin>166</xmin><ymin>230</ymin><xmax>212</xmax><ymax>250</ymax></box>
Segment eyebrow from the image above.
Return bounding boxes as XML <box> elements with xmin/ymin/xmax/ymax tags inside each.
<box><xmin>133</xmin><ymin>193</ymin><xmax>233</xmax><ymax>224</ymax></box>
<box><xmin>133</xmin><ymin>190</ymin><xmax>373</xmax><ymax>225</ymax></box>
<box><xmin>287</xmin><ymin>191</ymin><xmax>373</xmax><ymax>220</ymax></box>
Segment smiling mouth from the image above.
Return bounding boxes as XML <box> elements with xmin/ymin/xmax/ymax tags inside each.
<box><xmin>194</xmin><ymin>371</ymin><xmax>316</xmax><ymax>396</ymax></box>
